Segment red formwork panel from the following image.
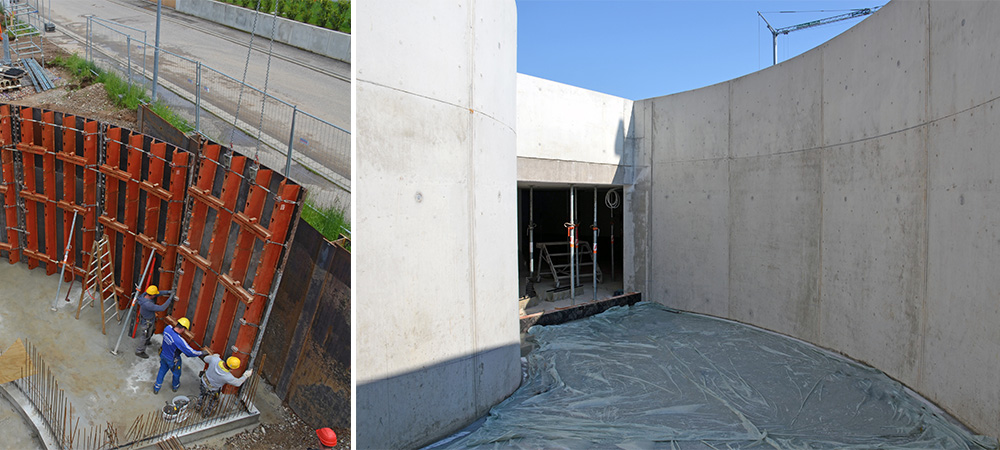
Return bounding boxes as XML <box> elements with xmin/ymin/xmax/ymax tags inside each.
<box><xmin>209</xmin><ymin>168</ymin><xmax>272</xmax><ymax>352</ymax></box>
<box><xmin>173</xmin><ymin>144</ymin><xmax>221</xmax><ymax>322</ymax></box>
<box><xmin>159</xmin><ymin>151</ymin><xmax>189</xmax><ymax>297</ymax></box>
<box><xmin>118</xmin><ymin>133</ymin><xmax>144</xmax><ymax>302</ymax></box>
<box><xmin>190</xmin><ymin>155</ymin><xmax>246</xmax><ymax>343</ymax></box>
<box><xmin>231</xmin><ymin>181</ymin><xmax>300</xmax><ymax>375</ymax></box>
<box><xmin>58</xmin><ymin>115</ymin><xmax>79</xmax><ymax>281</ymax></box>
<box><xmin>0</xmin><ymin>105</ymin><xmax>18</xmax><ymax>262</ymax></box>
<box><xmin>139</xmin><ymin>142</ymin><xmax>171</xmax><ymax>333</ymax></box>
<box><xmin>99</xmin><ymin>127</ymin><xmax>127</xmax><ymax>305</ymax></box>
<box><xmin>18</xmin><ymin>107</ymin><xmax>41</xmax><ymax>270</ymax></box>
<box><xmin>80</xmin><ymin>120</ymin><xmax>99</xmax><ymax>273</ymax></box>
<box><xmin>40</xmin><ymin>111</ymin><xmax>56</xmax><ymax>275</ymax></box>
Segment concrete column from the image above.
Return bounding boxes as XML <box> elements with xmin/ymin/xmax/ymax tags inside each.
<box><xmin>355</xmin><ymin>1</ymin><xmax>520</xmax><ymax>448</ymax></box>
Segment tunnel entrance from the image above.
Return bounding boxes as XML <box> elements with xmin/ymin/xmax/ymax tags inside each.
<box><xmin>517</xmin><ymin>185</ymin><xmax>624</xmax><ymax>316</ymax></box>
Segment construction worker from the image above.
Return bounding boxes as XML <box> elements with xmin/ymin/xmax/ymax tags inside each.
<box><xmin>135</xmin><ymin>285</ymin><xmax>174</xmax><ymax>359</ymax></box>
<box><xmin>310</xmin><ymin>428</ymin><xmax>337</xmax><ymax>449</ymax></box>
<box><xmin>196</xmin><ymin>353</ymin><xmax>253</xmax><ymax>416</ymax></box>
<box><xmin>153</xmin><ymin>317</ymin><xmax>204</xmax><ymax>394</ymax></box>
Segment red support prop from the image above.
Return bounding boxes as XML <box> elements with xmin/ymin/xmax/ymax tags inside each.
<box><xmin>173</xmin><ymin>144</ymin><xmax>220</xmax><ymax>328</ymax></box>
<box><xmin>209</xmin><ymin>168</ymin><xmax>272</xmax><ymax>352</ymax></box>
<box><xmin>19</xmin><ymin>107</ymin><xmax>39</xmax><ymax>270</ymax></box>
<box><xmin>60</xmin><ymin>115</ymin><xmax>77</xmax><ymax>281</ymax></box>
<box><xmin>41</xmin><ymin>111</ymin><xmax>57</xmax><ymax>275</ymax></box>
<box><xmin>231</xmin><ymin>181</ymin><xmax>300</xmax><ymax>375</ymax></box>
<box><xmin>191</xmin><ymin>156</ymin><xmax>246</xmax><ymax>343</ymax></box>
<box><xmin>0</xmin><ymin>105</ymin><xmax>18</xmax><ymax>263</ymax></box>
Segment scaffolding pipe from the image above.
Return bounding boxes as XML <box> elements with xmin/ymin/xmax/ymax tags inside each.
<box><xmin>50</xmin><ymin>210</ymin><xmax>78</xmax><ymax>311</ymax></box>
<box><xmin>569</xmin><ymin>187</ymin><xmax>575</xmax><ymax>302</ymax></box>
<box><xmin>111</xmin><ymin>252</ymin><xmax>156</xmax><ymax>355</ymax></box>
<box><xmin>529</xmin><ymin>187</ymin><xmax>534</xmax><ymax>285</ymax></box>
<box><xmin>593</xmin><ymin>187</ymin><xmax>597</xmax><ymax>302</ymax></box>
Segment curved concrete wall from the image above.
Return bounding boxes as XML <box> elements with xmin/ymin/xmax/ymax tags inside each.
<box><xmin>355</xmin><ymin>1</ymin><xmax>520</xmax><ymax>448</ymax></box>
<box><xmin>631</xmin><ymin>0</ymin><xmax>1000</xmax><ymax>436</ymax></box>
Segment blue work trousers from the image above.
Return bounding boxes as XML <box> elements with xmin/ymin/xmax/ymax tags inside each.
<box><xmin>154</xmin><ymin>353</ymin><xmax>182</xmax><ymax>391</ymax></box>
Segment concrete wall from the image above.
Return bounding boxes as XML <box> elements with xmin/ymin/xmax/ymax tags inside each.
<box><xmin>517</xmin><ymin>74</ymin><xmax>634</xmax><ymax>186</ymax></box>
<box><xmin>632</xmin><ymin>0</ymin><xmax>1000</xmax><ymax>437</ymax></box>
<box><xmin>176</xmin><ymin>0</ymin><xmax>351</xmax><ymax>63</ymax></box>
<box><xmin>355</xmin><ymin>1</ymin><xmax>520</xmax><ymax>448</ymax></box>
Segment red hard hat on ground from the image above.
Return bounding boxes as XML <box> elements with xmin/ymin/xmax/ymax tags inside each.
<box><xmin>316</xmin><ymin>427</ymin><xmax>337</xmax><ymax>447</ymax></box>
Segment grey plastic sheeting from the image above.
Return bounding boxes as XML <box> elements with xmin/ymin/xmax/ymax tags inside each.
<box><xmin>437</xmin><ymin>302</ymin><xmax>997</xmax><ymax>449</ymax></box>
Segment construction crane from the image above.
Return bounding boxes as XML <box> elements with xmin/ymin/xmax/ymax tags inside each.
<box><xmin>758</xmin><ymin>7</ymin><xmax>881</xmax><ymax>65</ymax></box>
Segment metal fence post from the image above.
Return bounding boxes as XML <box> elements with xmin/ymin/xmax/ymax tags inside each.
<box><xmin>195</xmin><ymin>61</ymin><xmax>201</xmax><ymax>133</ymax></box>
<box><xmin>285</xmin><ymin>105</ymin><xmax>297</xmax><ymax>178</ymax></box>
<box><xmin>142</xmin><ymin>30</ymin><xmax>147</xmax><ymax>91</ymax></box>
<box><xmin>126</xmin><ymin>35</ymin><xmax>132</xmax><ymax>91</ymax></box>
<box><xmin>86</xmin><ymin>16</ymin><xmax>92</xmax><ymax>62</ymax></box>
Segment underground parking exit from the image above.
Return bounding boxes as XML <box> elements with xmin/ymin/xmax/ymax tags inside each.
<box><xmin>517</xmin><ymin>185</ymin><xmax>625</xmax><ymax>316</ymax></box>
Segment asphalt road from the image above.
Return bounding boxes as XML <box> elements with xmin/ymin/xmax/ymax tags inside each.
<box><xmin>34</xmin><ymin>0</ymin><xmax>351</xmax><ymax>211</ymax></box>
<box><xmin>41</xmin><ymin>0</ymin><xmax>350</xmax><ymax>131</ymax></box>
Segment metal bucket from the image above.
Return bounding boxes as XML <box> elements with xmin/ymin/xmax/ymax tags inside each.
<box><xmin>162</xmin><ymin>395</ymin><xmax>191</xmax><ymax>422</ymax></box>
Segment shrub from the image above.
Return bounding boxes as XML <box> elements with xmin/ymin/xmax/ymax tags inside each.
<box><xmin>219</xmin><ymin>0</ymin><xmax>350</xmax><ymax>33</ymax></box>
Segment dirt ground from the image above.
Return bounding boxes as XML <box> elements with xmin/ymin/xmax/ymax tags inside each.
<box><xmin>3</xmin><ymin>41</ymin><xmax>138</xmax><ymax>130</ymax></box>
<box><xmin>3</xmin><ymin>39</ymin><xmax>351</xmax><ymax>449</ymax></box>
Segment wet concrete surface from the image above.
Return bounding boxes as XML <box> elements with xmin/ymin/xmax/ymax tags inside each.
<box><xmin>0</xmin><ymin>260</ymin><xmax>278</xmax><ymax>442</ymax></box>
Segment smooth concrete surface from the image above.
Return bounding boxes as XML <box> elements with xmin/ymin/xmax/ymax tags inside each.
<box><xmin>624</xmin><ymin>0</ymin><xmax>1000</xmax><ymax>437</ymax></box>
<box><xmin>175</xmin><ymin>0</ymin><xmax>350</xmax><ymax>63</ymax></box>
<box><xmin>516</xmin><ymin>74</ymin><xmax>633</xmax><ymax>186</ymax></box>
<box><xmin>356</xmin><ymin>1</ymin><xmax>521</xmax><ymax>448</ymax></box>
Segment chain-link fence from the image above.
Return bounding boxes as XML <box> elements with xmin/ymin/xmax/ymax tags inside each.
<box><xmin>83</xmin><ymin>15</ymin><xmax>350</xmax><ymax>189</ymax></box>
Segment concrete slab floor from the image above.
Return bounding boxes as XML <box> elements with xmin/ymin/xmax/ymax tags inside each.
<box><xmin>0</xmin><ymin>260</ymin><xmax>276</xmax><ymax>443</ymax></box>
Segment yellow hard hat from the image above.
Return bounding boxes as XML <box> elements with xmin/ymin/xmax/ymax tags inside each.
<box><xmin>146</xmin><ymin>285</ymin><xmax>159</xmax><ymax>296</ymax></box>
<box><xmin>177</xmin><ymin>317</ymin><xmax>191</xmax><ymax>329</ymax></box>
<box><xmin>226</xmin><ymin>356</ymin><xmax>241</xmax><ymax>370</ymax></box>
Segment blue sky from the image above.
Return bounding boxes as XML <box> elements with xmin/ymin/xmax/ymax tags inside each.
<box><xmin>517</xmin><ymin>1</ymin><xmax>886</xmax><ymax>100</ymax></box>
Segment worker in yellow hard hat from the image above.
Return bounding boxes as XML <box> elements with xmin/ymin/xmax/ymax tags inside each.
<box><xmin>153</xmin><ymin>317</ymin><xmax>204</xmax><ymax>394</ymax></box>
<box><xmin>134</xmin><ymin>285</ymin><xmax>175</xmax><ymax>359</ymax></box>
<box><xmin>196</xmin><ymin>352</ymin><xmax>254</xmax><ymax>416</ymax></box>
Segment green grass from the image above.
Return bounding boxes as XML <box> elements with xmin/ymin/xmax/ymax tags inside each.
<box><xmin>149</xmin><ymin>101</ymin><xmax>195</xmax><ymax>133</ymax></box>
<box><xmin>50</xmin><ymin>54</ymin><xmax>99</xmax><ymax>84</ymax></box>
<box><xmin>50</xmin><ymin>53</ymin><xmax>194</xmax><ymax>133</ymax></box>
<box><xmin>301</xmin><ymin>200</ymin><xmax>350</xmax><ymax>248</ymax></box>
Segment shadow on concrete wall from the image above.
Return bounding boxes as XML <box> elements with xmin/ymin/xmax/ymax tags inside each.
<box><xmin>259</xmin><ymin>220</ymin><xmax>351</xmax><ymax>429</ymax></box>
<box><xmin>356</xmin><ymin>343</ymin><xmax>521</xmax><ymax>449</ymax></box>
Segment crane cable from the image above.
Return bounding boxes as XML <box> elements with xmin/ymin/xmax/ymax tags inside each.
<box><xmin>253</xmin><ymin>0</ymin><xmax>281</xmax><ymax>164</ymax></box>
<box><xmin>230</xmin><ymin>0</ymin><xmax>264</xmax><ymax>152</ymax></box>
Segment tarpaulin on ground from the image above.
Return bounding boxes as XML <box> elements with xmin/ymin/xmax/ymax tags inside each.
<box><xmin>437</xmin><ymin>302</ymin><xmax>996</xmax><ymax>449</ymax></box>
